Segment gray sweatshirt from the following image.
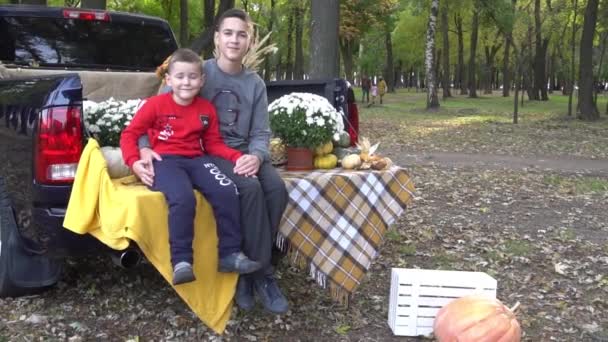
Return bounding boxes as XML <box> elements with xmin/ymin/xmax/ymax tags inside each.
<box><xmin>201</xmin><ymin>59</ymin><xmax>270</xmax><ymax>162</ymax></box>
<box><xmin>141</xmin><ymin>59</ymin><xmax>271</xmax><ymax>162</ymax></box>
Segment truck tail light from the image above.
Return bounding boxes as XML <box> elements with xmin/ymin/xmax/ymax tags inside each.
<box><xmin>63</xmin><ymin>9</ymin><xmax>110</xmax><ymax>21</ymax></box>
<box><xmin>35</xmin><ymin>106</ymin><xmax>83</xmax><ymax>184</ymax></box>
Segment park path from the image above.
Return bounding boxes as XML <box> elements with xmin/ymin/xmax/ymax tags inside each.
<box><xmin>389</xmin><ymin>151</ymin><xmax>608</xmax><ymax>176</ymax></box>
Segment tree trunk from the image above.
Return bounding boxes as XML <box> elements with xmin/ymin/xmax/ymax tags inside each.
<box><xmin>468</xmin><ymin>4</ymin><xmax>479</xmax><ymax>98</ymax></box>
<box><xmin>440</xmin><ymin>4</ymin><xmax>451</xmax><ymax>98</ymax></box>
<box><xmin>540</xmin><ymin>38</ymin><xmax>549</xmax><ymax>100</ymax></box>
<box><xmin>21</xmin><ymin>0</ymin><xmax>46</xmax><ymax>4</ymax></box>
<box><xmin>455</xmin><ymin>14</ymin><xmax>467</xmax><ymax>95</ymax></box>
<box><xmin>285</xmin><ymin>9</ymin><xmax>294</xmax><ymax>80</ymax></box>
<box><xmin>567</xmin><ymin>0</ymin><xmax>578</xmax><ymax>116</ymax></box>
<box><xmin>513</xmin><ymin>50</ymin><xmax>523</xmax><ymax>124</ymax></box>
<box><xmin>179</xmin><ymin>0</ymin><xmax>188</xmax><ymax>47</ymax></box>
<box><xmin>577</xmin><ymin>0</ymin><xmax>599</xmax><ymax>120</ymax></box>
<box><xmin>484</xmin><ymin>42</ymin><xmax>501</xmax><ymax>94</ymax></box>
<box><xmin>340</xmin><ymin>39</ymin><xmax>355</xmax><ymax>84</ymax></box>
<box><xmin>263</xmin><ymin>0</ymin><xmax>276</xmax><ymax>81</ymax></box>
<box><xmin>548</xmin><ymin>50</ymin><xmax>556</xmax><ymax>93</ymax></box>
<box><xmin>190</xmin><ymin>0</ymin><xmax>235</xmax><ymax>56</ymax></box>
<box><xmin>294</xmin><ymin>3</ymin><xmax>304</xmax><ymax>80</ymax></box>
<box><xmin>593</xmin><ymin>32</ymin><xmax>607</xmax><ymax>104</ymax></box>
<box><xmin>385</xmin><ymin>29</ymin><xmax>395</xmax><ymax>92</ymax></box>
<box><xmin>310</xmin><ymin>0</ymin><xmax>339</xmax><ymax>79</ymax></box>
<box><xmin>502</xmin><ymin>35</ymin><xmax>511</xmax><ymax>96</ymax></box>
<box><xmin>531</xmin><ymin>0</ymin><xmax>543</xmax><ymax>100</ymax></box>
<box><xmin>425</xmin><ymin>0</ymin><xmax>440</xmax><ymax>109</ymax></box>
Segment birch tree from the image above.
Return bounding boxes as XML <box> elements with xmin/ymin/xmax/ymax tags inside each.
<box><xmin>425</xmin><ymin>0</ymin><xmax>440</xmax><ymax>109</ymax></box>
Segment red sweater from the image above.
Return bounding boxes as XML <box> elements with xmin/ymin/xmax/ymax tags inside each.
<box><xmin>120</xmin><ymin>93</ymin><xmax>242</xmax><ymax>168</ymax></box>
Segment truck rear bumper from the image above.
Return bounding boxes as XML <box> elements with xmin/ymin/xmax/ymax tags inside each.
<box><xmin>33</xmin><ymin>207</ymin><xmax>111</xmax><ymax>257</ymax></box>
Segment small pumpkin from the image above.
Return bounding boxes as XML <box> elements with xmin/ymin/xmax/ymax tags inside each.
<box><xmin>314</xmin><ymin>141</ymin><xmax>334</xmax><ymax>156</ymax></box>
<box><xmin>333</xmin><ymin>131</ymin><xmax>351</xmax><ymax>148</ymax></box>
<box><xmin>433</xmin><ymin>295</ymin><xmax>521</xmax><ymax>342</ymax></box>
<box><xmin>314</xmin><ymin>153</ymin><xmax>338</xmax><ymax>169</ymax></box>
<box><xmin>341</xmin><ymin>154</ymin><xmax>362</xmax><ymax>170</ymax></box>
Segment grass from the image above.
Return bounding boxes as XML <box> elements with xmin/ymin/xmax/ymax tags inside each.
<box><xmin>502</xmin><ymin>239</ymin><xmax>533</xmax><ymax>256</ymax></box>
<box><xmin>354</xmin><ymin>88</ymin><xmax>608</xmax><ymax>159</ymax></box>
<box><xmin>544</xmin><ymin>175</ymin><xmax>608</xmax><ymax>194</ymax></box>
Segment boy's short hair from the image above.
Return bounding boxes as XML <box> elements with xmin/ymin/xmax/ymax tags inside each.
<box><xmin>167</xmin><ymin>48</ymin><xmax>203</xmax><ymax>73</ymax></box>
<box><xmin>215</xmin><ymin>8</ymin><xmax>253</xmax><ymax>34</ymax></box>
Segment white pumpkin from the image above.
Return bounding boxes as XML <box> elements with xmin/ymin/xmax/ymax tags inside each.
<box><xmin>100</xmin><ymin>146</ymin><xmax>131</xmax><ymax>179</ymax></box>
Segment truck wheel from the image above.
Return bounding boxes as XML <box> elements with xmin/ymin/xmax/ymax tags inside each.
<box><xmin>0</xmin><ymin>177</ymin><xmax>21</xmax><ymax>297</ymax></box>
<box><xmin>0</xmin><ymin>177</ymin><xmax>10</xmax><ymax>207</ymax></box>
<box><xmin>0</xmin><ymin>208</ymin><xmax>21</xmax><ymax>297</ymax></box>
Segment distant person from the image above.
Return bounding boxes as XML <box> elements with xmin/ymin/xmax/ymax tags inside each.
<box><xmin>361</xmin><ymin>75</ymin><xmax>371</xmax><ymax>103</ymax></box>
<box><xmin>369</xmin><ymin>83</ymin><xmax>378</xmax><ymax>107</ymax></box>
<box><xmin>121</xmin><ymin>48</ymin><xmax>262</xmax><ymax>285</ymax></box>
<box><xmin>378</xmin><ymin>76</ymin><xmax>387</xmax><ymax>104</ymax></box>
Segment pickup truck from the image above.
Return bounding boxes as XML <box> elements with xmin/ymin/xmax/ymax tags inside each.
<box><xmin>0</xmin><ymin>5</ymin><xmax>349</xmax><ymax>298</ymax></box>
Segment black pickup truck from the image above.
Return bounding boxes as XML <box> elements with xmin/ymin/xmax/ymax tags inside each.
<box><xmin>0</xmin><ymin>5</ymin><xmax>349</xmax><ymax>298</ymax></box>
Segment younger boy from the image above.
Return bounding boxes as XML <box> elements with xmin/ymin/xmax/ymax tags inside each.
<box><xmin>120</xmin><ymin>48</ymin><xmax>261</xmax><ymax>285</ymax></box>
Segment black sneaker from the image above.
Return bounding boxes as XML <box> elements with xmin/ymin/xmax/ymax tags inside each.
<box><xmin>218</xmin><ymin>252</ymin><xmax>262</xmax><ymax>274</ymax></box>
<box><xmin>172</xmin><ymin>261</ymin><xmax>195</xmax><ymax>285</ymax></box>
<box><xmin>253</xmin><ymin>275</ymin><xmax>289</xmax><ymax>314</ymax></box>
<box><xmin>235</xmin><ymin>275</ymin><xmax>255</xmax><ymax>311</ymax></box>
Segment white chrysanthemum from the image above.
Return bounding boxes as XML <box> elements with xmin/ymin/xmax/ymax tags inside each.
<box><xmin>83</xmin><ymin>98</ymin><xmax>141</xmax><ymax>146</ymax></box>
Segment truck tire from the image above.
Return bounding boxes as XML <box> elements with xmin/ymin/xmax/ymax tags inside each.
<box><xmin>0</xmin><ymin>177</ymin><xmax>10</xmax><ymax>207</ymax></box>
<box><xmin>0</xmin><ymin>177</ymin><xmax>21</xmax><ymax>297</ymax></box>
<box><xmin>0</xmin><ymin>207</ymin><xmax>21</xmax><ymax>297</ymax></box>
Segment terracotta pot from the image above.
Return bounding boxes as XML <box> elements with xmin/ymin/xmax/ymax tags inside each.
<box><xmin>285</xmin><ymin>147</ymin><xmax>314</xmax><ymax>171</ymax></box>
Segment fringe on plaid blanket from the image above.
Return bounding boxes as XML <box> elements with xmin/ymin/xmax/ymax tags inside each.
<box><xmin>276</xmin><ymin>233</ymin><xmax>351</xmax><ymax>306</ymax></box>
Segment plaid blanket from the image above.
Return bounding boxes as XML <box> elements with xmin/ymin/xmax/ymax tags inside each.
<box><xmin>277</xmin><ymin>166</ymin><xmax>415</xmax><ymax>304</ymax></box>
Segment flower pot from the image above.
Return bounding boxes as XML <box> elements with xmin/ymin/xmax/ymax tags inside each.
<box><xmin>285</xmin><ymin>147</ymin><xmax>314</xmax><ymax>171</ymax></box>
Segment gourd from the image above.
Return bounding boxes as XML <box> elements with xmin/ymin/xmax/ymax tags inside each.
<box><xmin>314</xmin><ymin>154</ymin><xmax>338</xmax><ymax>169</ymax></box>
<box><xmin>433</xmin><ymin>295</ymin><xmax>521</xmax><ymax>342</ymax></box>
<box><xmin>341</xmin><ymin>154</ymin><xmax>362</xmax><ymax>170</ymax></box>
<box><xmin>333</xmin><ymin>146</ymin><xmax>360</xmax><ymax>161</ymax></box>
<box><xmin>333</xmin><ymin>131</ymin><xmax>351</xmax><ymax>148</ymax></box>
<box><xmin>101</xmin><ymin>146</ymin><xmax>131</xmax><ymax>179</ymax></box>
<box><xmin>314</xmin><ymin>141</ymin><xmax>334</xmax><ymax>156</ymax></box>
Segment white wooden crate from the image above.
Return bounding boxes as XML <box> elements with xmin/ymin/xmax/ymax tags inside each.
<box><xmin>388</xmin><ymin>268</ymin><xmax>497</xmax><ymax>337</ymax></box>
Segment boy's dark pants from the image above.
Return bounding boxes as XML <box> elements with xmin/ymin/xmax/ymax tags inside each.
<box><xmin>151</xmin><ymin>155</ymin><xmax>241</xmax><ymax>267</ymax></box>
<box><xmin>208</xmin><ymin>156</ymin><xmax>288</xmax><ymax>276</ymax></box>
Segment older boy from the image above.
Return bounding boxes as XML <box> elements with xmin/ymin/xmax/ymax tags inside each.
<box><xmin>121</xmin><ymin>48</ymin><xmax>261</xmax><ymax>286</ymax></box>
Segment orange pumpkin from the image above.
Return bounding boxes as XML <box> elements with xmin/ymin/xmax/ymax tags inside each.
<box><xmin>433</xmin><ymin>295</ymin><xmax>521</xmax><ymax>342</ymax></box>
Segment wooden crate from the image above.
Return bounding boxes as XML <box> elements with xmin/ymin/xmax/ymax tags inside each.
<box><xmin>388</xmin><ymin>268</ymin><xmax>497</xmax><ymax>337</ymax></box>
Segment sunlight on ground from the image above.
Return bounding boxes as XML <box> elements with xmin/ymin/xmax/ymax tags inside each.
<box><xmin>353</xmin><ymin>88</ymin><xmax>608</xmax><ymax>158</ymax></box>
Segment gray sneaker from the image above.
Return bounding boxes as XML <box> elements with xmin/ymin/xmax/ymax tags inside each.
<box><xmin>219</xmin><ymin>252</ymin><xmax>262</xmax><ymax>274</ymax></box>
<box><xmin>253</xmin><ymin>275</ymin><xmax>289</xmax><ymax>314</ymax></box>
<box><xmin>172</xmin><ymin>261</ymin><xmax>195</xmax><ymax>285</ymax></box>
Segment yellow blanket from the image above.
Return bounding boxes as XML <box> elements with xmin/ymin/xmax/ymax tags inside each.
<box><xmin>63</xmin><ymin>139</ymin><xmax>237</xmax><ymax>334</ymax></box>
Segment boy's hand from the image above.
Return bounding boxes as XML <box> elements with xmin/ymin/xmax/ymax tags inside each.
<box><xmin>234</xmin><ymin>154</ymin><xmax>260</xmax><ymax>177</ymax></box>
<box><xmin>132</xmin><ymin>159</ymin><xmax>154</xmax><ymax>186</ymax></box>
<box><xmin>134</xmin><ymin>148</ymin><xmax>163</xmax><ymax>186</ymax></box>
